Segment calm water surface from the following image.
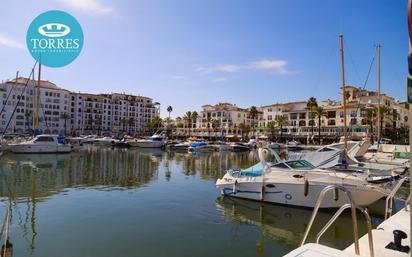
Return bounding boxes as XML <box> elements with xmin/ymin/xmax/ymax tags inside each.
<box><xmin>0</xmin><ymin>147</ymin><xmax>386</xmax><ymax>257</ymax></box>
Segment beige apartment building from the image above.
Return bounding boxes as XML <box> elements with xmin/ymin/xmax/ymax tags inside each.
<box><xmin>174</xmin><ymin>86</ymin><xmax>408</xmax><ymax>142</ymax></box>
<box><xmin>261</xmin><ymin>86</ymin><xmax>408</xmax><ymax>141</ymax></box>
<box><xmin>174</xmin><ymin>102</ymin><xmax>263</xmax><ymax>138</ymax></box>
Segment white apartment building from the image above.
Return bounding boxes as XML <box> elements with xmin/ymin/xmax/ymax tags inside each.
<box><xmin>0</xmin><ymin>77</ymin><xmax>70</xmax><ymax>134</ymax></box>
<box><xmin>0</xmin><ymin>77</ymin><xmax>160</xmax><ymax>136</ymax></box>
<box><xmin>69</xmin><ymin>93</ymin><xmax>159</xmax><ymax>136</ymax></box>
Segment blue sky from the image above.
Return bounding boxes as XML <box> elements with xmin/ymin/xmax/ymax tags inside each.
<box><xmin>0</xmin><ymin>0</ymin><xmax>408</xmax><ymax>117</ymax></box>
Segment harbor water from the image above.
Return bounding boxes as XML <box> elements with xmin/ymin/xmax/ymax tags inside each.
<box><xmin>0</xmin><ymin>147</ymin><xmax>396</xmax><ymax>257</ymax></box>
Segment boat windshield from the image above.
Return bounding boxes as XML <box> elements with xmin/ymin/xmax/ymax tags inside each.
<box><xmin>285</xmin><ymin>160</ymin><xmax>315</xmax><ymax>170</ymax></box>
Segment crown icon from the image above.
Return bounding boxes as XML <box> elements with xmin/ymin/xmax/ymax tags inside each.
<box><xmin>38</xmin><ymin>23</ymin><xmax>71</xmax><ymax>37</ymax></box>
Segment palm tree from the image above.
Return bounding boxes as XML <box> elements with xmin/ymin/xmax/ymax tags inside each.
<box><xmin>120</xmin><ymin>117</ymin><xmax>127</xmax><ymax>133</ymax></box>
<box><xmin>167</xmin><ymin>105</ymin><xmax>173</xmax><ymax>119</ymax></box>
<box><xmin>127</xmin><ymin>117</ymin><xmax>134</xmax><ymax>135</ymax></box>
<box><xmin>239</xmin><ymin>122</ymin><xmax>247</xmax><ymax>141</ymax></box>
<box><xmin>24</xmin><ymin>111</ymin><xmax>33</xmax><ymax>133</ymax></box>
<box><xmin>166</xmin><ymin>105</ymin><xmax>173</xmax><ymax>137</ymax></box>
<box><xmin>206</xmin><ymin>116</ymin><xmax>212</xmax><ymax>138</ymax></box>
<box><xmin>306</xmin><ymin>97</ymin><xmax>318</xmax><ymax>137</ymax></box>
<box><xmin>314</xmin><ymin>106</ymin><xmax>326</xmax><ymax>145</ymax></box>
<box><xmin>60</xmin><ymin>112</ymin><xmax>70</xmax><ymax>136</ymax></box>
<box><xmin>211</xmin><ymin>119</ymin><xmax>221</xmax><ymax>139</ymax></box>
<box><xmin>88</xmin><ymin>115</ymin><xmax>94</xmax><ymax>133</ymax></box>
<box><xmin>183</xmin><ymin>111</ymin><xmax>192</xmax><ymax>137</ymax></box>
<box><xmin>191</xmin><ymin>111</ymin><xmax>198</xmax><ymax>129</ymax></box>
<box><xmin>379</xmin><ymin>105</ymin><xmax>392</xmax><ymax>137</ymax></box>
<box><xmin>275</xmin><ymin>115</ymin><xmax>288</xmax><ymax>142</ymax></box>
<box><xmin>249</xmin><ymin>106</ymin><xmax>258</xmax><ymax>137</ymax></box>
<box><xmin>267</xmin><ymin>121</ymin><xmax>276</xmax><ymax>141</ymax></box>
<box><xmin>364</xmin><ymin>108</ymin><xmax>376</xmax><ymax>142</ymax></box>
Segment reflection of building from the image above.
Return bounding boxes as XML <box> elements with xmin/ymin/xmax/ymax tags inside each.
<box><xmin>0</xmin><ymin>77</ymin><xmax>160</xmax><ymax>136</ymax></box>
<box><xmin>0</xmin><ymin>149</ymin><xmax>160</xmax><ymax>199</ymax></box>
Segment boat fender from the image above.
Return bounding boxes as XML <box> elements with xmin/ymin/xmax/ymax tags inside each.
<box><xmin>333</xmin><ymin>188</ymin><xmax>339</xmax><ymax>201</ymax></box>
<box><xmin>1</xmin><ymin>239</ymin><xmax>13</xmax><ymax>257</ymax></box>
<box><xmin>304</xmin><ymin>178</ymin><xmax>309</xmax><ymax>197</ymax></box>
<box><xmin>232</xmin><ymin>180</ymin><xmax>237</xmax><ymax>194</ymax></box>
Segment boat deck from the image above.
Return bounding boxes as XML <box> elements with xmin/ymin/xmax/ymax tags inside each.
<box><xmin>284</xmin><ymin>207</ymin><xmax>410</xmax><ymax>257</ymax></box>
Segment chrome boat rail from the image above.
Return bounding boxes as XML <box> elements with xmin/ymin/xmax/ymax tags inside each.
<box><xmin>300</xmin><ymin>185</ymin><xmax>375</xmax><ymax>256</ymax></box>
<box><xmin>384</xmin><ymin>177</ymin><xmax>407</xmax><ymax>220</ymax></box>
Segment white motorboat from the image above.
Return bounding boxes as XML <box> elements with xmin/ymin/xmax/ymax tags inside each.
<box><xmin>230</xmin><ymin>143</ymin><xmax>251</xmax><ymax>152</ymax></box>
<box><xmin>9</xmin><ymin>135</ymin><xmax>72</xmax><ymax>154</ymax></box>
<box><xmin>93</xmin><ymin>137</ymin><xmax>120</xmax><ymax>146</ymax></box>
<box><xmin>188</xmin><ymin>141</ymin><xmax>215</xmax><ymax>152</ymax></box>
<box><xmin>166</xmin><ymin>142</ymin><xmax>190</xmax><ymax>152</ymax></box>
<box><xmin>268</xmin><ymin>142</ymin><xmax>286</xmax><ymax>150</ymax></box>
<box><xmin>216</xmin><ymin>148</ymin><xmax>395</xmax><ymax>208</ymax></box>
<box><xmin>133</xmin><ymin>134</ymin><xmax>165</xmax><ymax>148</ymax></box>
<box><xmin>210</xmin><ymin>141</ymin><xmax>232</xmax><ymax>151</ymax></box>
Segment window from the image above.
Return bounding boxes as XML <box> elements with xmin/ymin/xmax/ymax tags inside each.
<box><xmin>350</xmin><ymin>118</ymin><xmax>357</xmax><ymax>125</ymax></box>
<box><xmin>35</xmin><ymin>136</ymin><xmax>55</xmax><ymax>142</ymax></box>
<box><xmin>271</xmin><ymin>163</ymin><xmax>289</xmax><ymax>169</ymax></box>
<box><xmin>327</xmin><ymin>111</ymin><xmax>336</xmax><ymax>118</ymax></box>
<box><xmin>350</xmin><ymin>110</ymin><xmax>357</xmax><ymax>117</ymax></box>
<box><xmin>285</xmin><ymin>160</ymin><xmax>315</xmax><ymax>170</ymax></box>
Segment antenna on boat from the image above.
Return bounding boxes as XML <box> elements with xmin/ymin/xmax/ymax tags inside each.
<box><xmin>376</xmin><ymin>43</ymin><xmax>381</xmax><ymax>144</ymax></box>
<box><xmin>339</xmin><ymin>34</ymin><xmax>348</xmax><ymax>154</ymax></box>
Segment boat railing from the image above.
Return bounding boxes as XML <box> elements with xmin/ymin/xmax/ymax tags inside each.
<box><xmin>405</xmin><ymin>194</ymin><xmax>410</xmax><ymax>212</ymax></box>
<box><xmin>300</xmin><ymin>185</ymin><xmax>374</xmax><ymax>257</ymax></box>
<box><xmin>315</xmin><ymin>203</ymin><xmax>374</xmax><ymax>257</ymax></box>
<box><xmin>384</xmin><ymin>177</ymin><xmax>407</xmax><ymax>220</ymax></box>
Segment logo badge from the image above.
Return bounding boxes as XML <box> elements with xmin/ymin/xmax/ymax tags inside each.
<box><xmin>26</xmin><ymin>10</ymin><xmax>84</xmax><ymax>68</ymax></box>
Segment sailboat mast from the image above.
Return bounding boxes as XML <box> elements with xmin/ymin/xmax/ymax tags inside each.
<box><xmin>35</xmin><ymin>63</ymin><xmax>41</xmax><ymax>130</ymax></box>
<box><xmin>339</xmin><ymin>34</ymin><xmax>348</xmax><ymax>152</ymax></box>
<box><xmin>376</xmin><ymin>44</ymin><xmax>381</xmax><ymax>142</ymax></box>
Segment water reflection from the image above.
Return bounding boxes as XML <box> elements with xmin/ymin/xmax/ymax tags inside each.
<box><xmin>216</xmin><ymin>196</ymin><xmax>372</xmax><ymax>250</ymax></box>
<box><xmin>0</xmin><ymin>147</ymin><xmax>162</xmax><ymax>199</ymax></box>
<box><xmin>166</xmin><ymin>151</ymin><xmax>258</xmax><ymax>179</ymax></box>
<box><xmin>0</xmin><ymin>148</ymin><xmax>388</xmax><ymax>257</ymax></box>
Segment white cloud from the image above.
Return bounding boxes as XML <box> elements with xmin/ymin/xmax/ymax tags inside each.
<box><xmin>57</xmin><ymin>0</ymin><xmax>113</xmax><ymax>15</ymax></box>
<box><xmin>0</xmin><ymin>34</ymin><xmax>25</xmax><ymax>50</ymax></box>
<box><xmin>173</xmin><ymin>75</ymin><xmax>185</xmax><ymax>79</ymax></box>
<box><xmin>247</xmin><ymin>59</ymin><xmax>288</xmax><ymax>74</ymax></box>
<box><xmin>212</xmin><ymin>77</ymin><xmax>228</xmax><ymax>83</ymax></box>
<box><xmin>197</xmin><ymin>58</ymin><xmax>291</xmax><ymax>75</ymax></box>
<box><xmin>198</xmin><ymin>64</ymin><xmax>242</xmax><ymax>74</ymax></box>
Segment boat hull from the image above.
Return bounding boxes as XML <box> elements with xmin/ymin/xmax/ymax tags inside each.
<box><xmin>135</xmin><ymin>141</ymin><xmax>164</xmax><ymax>148</ymax></box>
<box><xmin>216</xmin><ymin>179</ymin><xmax>387</xmax><ymax>208</ymax></box>
<box><xmin>188</xmin><ymin>146</ymin><xmax>215</xmax><ymax>152</ymax></box>
<box><xmin>10</xmin><ymin>144</ymin><xmax>71</xmax><ymax>154</ymax></box>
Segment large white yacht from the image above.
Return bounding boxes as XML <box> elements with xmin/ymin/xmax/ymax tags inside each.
<box><xmin>216</xmin><ymin>147</ymin><xmax>396</xmax><ymax>208</ymax></box>
<box><xmin>9</xmin><ymin>135</ymin><xmax>72</xmax><ymax>154</ymax></box>
<box><xmin>133</xmin><ymin>134</ymin><xmax>165</xmax><ymax>148</ymax></box>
